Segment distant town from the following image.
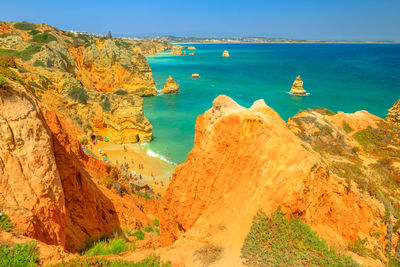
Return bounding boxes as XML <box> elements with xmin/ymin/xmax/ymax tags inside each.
<box><xmin>66</xmin><ymin>30</ymin><xmax>400</xmax><ymax>44</ymax></box>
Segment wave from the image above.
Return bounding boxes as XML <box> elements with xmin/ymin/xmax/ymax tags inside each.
<box><xmin>287</xmin><ymin>91</ymin><xmax>311</xmax><ymax>96</ymax></box>
<box><xmin>146</xmin><ymin>148</ymin><xmax>177</xmax><ymax>165</ymax></box>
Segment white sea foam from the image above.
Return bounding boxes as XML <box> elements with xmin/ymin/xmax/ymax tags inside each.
<box><xmin>287</xmin><ymin>91</ymin><xmax>310</xmax><ymax>96</ymax></box>
<box><xmin>146</xmin><ymin>149</ymin><xmax>176</xmax><ymax>165</ymax></box>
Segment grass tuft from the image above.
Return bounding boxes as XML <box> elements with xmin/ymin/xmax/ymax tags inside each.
<box><xmin>85</xmin><ymin>238</ymin><xmax>135</xmax><ymax>256</ymax></box>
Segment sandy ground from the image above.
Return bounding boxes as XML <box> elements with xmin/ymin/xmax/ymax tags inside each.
<box><xmin>87</xmin><ymin>141</ymin><xmax>175</xmax><ymax>195</ymax></box>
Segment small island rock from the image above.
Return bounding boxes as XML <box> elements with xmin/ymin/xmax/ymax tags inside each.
<box><xmin>162</xmin><ymin>76</ymin><xmax>180</xmax><ymax>94</ymax></box>
<box><xmin>222</xmin><ymin>50</ymin><xmax>230</xmax><ymax>57</ymax></box>
<box><xmin>290</xmin><ymin>76</ymin><xmax>307</xmax><ymax>95</ymax></box>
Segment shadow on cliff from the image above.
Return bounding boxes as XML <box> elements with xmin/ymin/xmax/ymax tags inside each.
<box><xmin>52</xmin><ymin>137</ymin><xmax>122</xmax><ymax>252</ymax></box>
<box><xmin>42</xmin><ymin>107</ymin><xmax>123</xmax><ymax>252</ymax></box>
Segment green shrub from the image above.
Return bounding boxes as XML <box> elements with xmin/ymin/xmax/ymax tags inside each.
<box><xmin>14</xmin><ymin>21</ymin><xmax>36</xmax><ymax>31</ymax></box>
<box><xmin>0</xmin><ymin>213</ymin><xmax>13</xmax><ymax>232</ymax></box>
<box><xmin>153</xmin><ymin>218</ymin><xmax>160</xmax><ymax>227</ymax></box>
<box><xmin>100</xmin><ymin>96</ymin><xmax>111</xmax><ymax>111</ymax></box>
<box><xmin>85</xmin><ymin>238</ymin><xmax>134</xmax><ymax>256</ymax></box>
<box><xmin>33</xmin><ymin>59</ymin><xmax>45</xmax><ymax>67</ymax></box>
<box><xmin>16</xmin><ymin>65</ymin><xmax>29</xmax><ymax>73</ymax></box>
<box><xmin>241</xmin><ymin>208</ymin><xmax>358</xmax><ymax>266</ymax></box>
<box><xmin>0</xmin><ymin>33</ymin><xmax>13</xmax><ymax>38</ymax></box>
<box><xmin>28</xmin><ymin>29</ymin><xmax>41</xmax><ymax>36</ymax></box>
<box><xmin>0</xmin><ymin>241</ymin><xmax>38</xmax><ymax>267</ymax></box>
<box><xmin>133</xmin><ymin>230</ymin><xmax>145</xmax><ymax>240</ymax></box>
<box><xmin>134</xmin><ymin>192</ymin><xmax>152</xmax><ymax>200</ymax></box>
<box><xmin>114</xmin><ymin>88</ymin><xmax>128</xmax><ymax>95</ymax></box>
<box><xmin>55</xmin><ymin>255</ymin><xmax>171</xmax><ymax>267</ymax></box>
<box><xmin>0</xmin><ymin>74</ymin><xmax>7</xmax><ymax>89</ymax></box>
<box><xmin>317</xmin><ymin>124</ymin><xmax>333</xmax><ymax>135</ymax></box>
<box><xmin>144</xmin><ymin>226</ymin><xmax>153</xmax><ymax>232</ymax></box>
<box><xmin>155</xmin><ymin>228</ymin><xmax>160</xmax><ymax>235</ymax></box>
<box><xmin>343</xmin><ymin>121</ymin><xmax>354</xmax><ymax>134</ymax></box>
<box><xmin>29</xmin><ymin>81</ymin><xmax>44</xmax><ymax>90</ymax></box>
<box><xmin>348</xmin><ymin>237</ymin><xmax>380</xmax><ymax>260</ymax></box>
<box><xmin>0</xmin><ymin>48</ymin><xmax>19</xmax><ymax>58</ymax></box>
<box><xmin>68</xmin><ymin>87</ymin><xmax>88</xmax><ymax>104</ymax></box>
<box><xmin>19</xmin><ymin>44</ymin><xmax>42</xmax><ymax>61</ymax></box>
<box><xmin>32</xmin><ymin>32</ymin><xmax>57</xmax><ymax>43</ymax></box>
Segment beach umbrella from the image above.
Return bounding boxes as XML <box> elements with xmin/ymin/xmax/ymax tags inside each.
<box><xmin>98</xmin><ymin>149</ymin><xmax>102</xmax><ymax>152</ymax></box>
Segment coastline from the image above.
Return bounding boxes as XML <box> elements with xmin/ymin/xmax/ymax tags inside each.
<box><xmin>171</xmin><ymin>41</ymin><xmax>400</xmax><ymax>45</ymax></box>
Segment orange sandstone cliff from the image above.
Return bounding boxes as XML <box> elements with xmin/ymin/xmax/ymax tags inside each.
<box><xmin>155</xmin><ymin>96</ymin><xmax>399</xmax><ymax>266</ymax></box>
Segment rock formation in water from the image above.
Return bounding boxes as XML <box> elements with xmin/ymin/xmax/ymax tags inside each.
<box><xmin>191</xmin><ymin>73</ymin><xmax>200</xmax><ymax>78</ymax></box>
<box><xmin>171</xmin><ymin>45</ymin><xmax>184</xmax><ymax>55</ymax></box>
<box><xmin>187</xmin><ymin>46</ymin><xmax>196</xmax><ymax>50</ymax></box>
<box><xmin>161</xmin><ymin>76</ymin><xmax>180</xmax><ymax>94</ymax></box>
<box><xmin>222</xmin><ymin>50</ymin><xmax>230</xmax><ymax>57</ymax></box>
<box><xmin>156</xmin><ymin>95</ymin><xmax>399</xmax><ymax>266</ymax></box>
<box><xmin>387</xmin><ymin>99</ymin><xmax>400</xmax><ymax>126</ymax></box>
<box><xmin>290</xmin><ymin>75</ymin><xmax>307</xmax><ymax>95</ymax></box>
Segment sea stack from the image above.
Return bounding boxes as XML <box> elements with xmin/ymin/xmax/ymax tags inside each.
<box><xmin>222</xmin><ymin>50</ymin><xmax>230</xmax><ymax>57</ymax></box>
<box><xmin>290</xmin><ymin>76</ymin><xmax>307</xmax><ymax>95</ymax></box>
<box><xmin>162</xmin><ymin>76</ymin><xmax>180</xmax><ymax>94</ymax></box>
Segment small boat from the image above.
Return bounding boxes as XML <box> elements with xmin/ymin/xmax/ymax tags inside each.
<box><xmin>191</xmin><ymin>73</ymin><xmax>200</xmax><ymax>78</ymax></box>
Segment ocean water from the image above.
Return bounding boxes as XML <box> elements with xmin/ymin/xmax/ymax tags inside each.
<box><xmin>144</xmin><ymin>43</ymin><xmax>400</xmax><ymax>164</ymax></box>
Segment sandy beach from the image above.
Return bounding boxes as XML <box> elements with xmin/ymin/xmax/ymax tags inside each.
<box><xmin>88</xmin><ymin>141</ymin><xmax>176</xmax><ymax>195</ymax></box>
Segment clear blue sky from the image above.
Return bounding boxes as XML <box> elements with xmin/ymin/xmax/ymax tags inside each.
<box><xmin>1</xmin><ymin>0</ymin><xmax>400</xmax><ymax>41</ymax></box>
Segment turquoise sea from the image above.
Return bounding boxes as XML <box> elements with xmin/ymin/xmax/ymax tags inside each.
<box><xmin>143</xmin><ymin>44</ymin><xmax>400</xmax><ymax>164</ymax></box>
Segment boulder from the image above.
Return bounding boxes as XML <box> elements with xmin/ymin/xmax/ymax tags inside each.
<box><xmin>161</xmin><ymin>76</ymin><xmax>180</xmax><ymax>94</ymax></box>
<box><xmin>222</xmin><ymin>50</ymin><xmax>230</xmax><ymax>57</ymax></box>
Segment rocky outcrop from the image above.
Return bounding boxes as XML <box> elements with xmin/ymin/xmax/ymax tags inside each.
<box><xmin>187</xmin><ymin>46</ymin><xmax>196</xmax><ymax>50</ymax></box>
<box><xmin>77</xmin><ymin>39</ymin><xmax>157</xmax><ymax>96</ymax></box>
<box><xmin>158</xmin><ymin>95</ymin><xmax>387</xmax><ymax>266</ymax></box>
<box><xmin>222</xmin><ymin>50</ymin><xmax>230</xmax><ymax>57</ymax></box>
<box><xmin>161</xmin><ymin>76</ymin><xmax>179</xmax><ymax>94</ymax></box>
<box><xmin>0</xmin><ymin>80</ymin><xmax>151</xmax><ymax>252</ymax></box>
<box><xmin>387</xmin><ymin>99</ymin><xmax>400</xmax><ymax>126</ymax></box>
<box><xmin>171</xmin><ymin>45</ymin><xmax>184</xmax><ymax>55</ymax></box>
<box><xmin>0</xmin><ymin>22</ymin><xmax>163</xmax><ymax>145</ymax></box>
<box><xmin>75</xmin><ymin>91</ymin><xmax>153</xmax><ymax>143</ymax></box>
<box><xmin>290</xmin><ymin>76</ymin><xmax>307</xmax><ymax>95</ymax></box>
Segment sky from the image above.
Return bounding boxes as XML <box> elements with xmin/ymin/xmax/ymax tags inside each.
<box><xmin>1</xmin><ymin>0</ymin><xmax>400</xmax><ymax>41</ymax></box>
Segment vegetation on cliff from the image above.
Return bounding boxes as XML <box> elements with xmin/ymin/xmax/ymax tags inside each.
<box><xmin>0</xmin><ymin>241</ymin><xmax>39</xmax><ymax>267</ymax></box>
<box><xmin>55</xmin><ymin>255</ymin><xmax>171</xmax><ymax>267</ymax></box>
<box><xmin>241</xmin><ymin>208</ymin><xmax>357</xmax><ymax>266</ymax></box>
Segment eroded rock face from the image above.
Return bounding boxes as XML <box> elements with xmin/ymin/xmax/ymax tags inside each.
<box><xmin>161</xmin><ymin>76</ymin><xmax>179</xmax><ymax>94</ymax></box>
<box><xmin>290</xmin><ymin>76</ymin><xmax>307</xmax><ymax>95</ymax></box>
<box><xmin>387</xmin><ymin>99</ymin><xmax>400</xmax><ymax>126</ymax></box>
<box><xmin>78</xmin><ymin>92</ymin><xmax>153</xmax><ymax>143</ymax></box>
<box><xmin>0</xmin><ymin>82</ymin><xmax>66</xmax><ymax>247</ymax></box>
<box><xmin>158</xmin><ymin>95</ymin><xmax>385</xmax><ymax>266</ymax></box>
<box><xmin>77</xmin><ymin>39</ymin><xmax>156</xmax><ymax>96</ymax></box>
